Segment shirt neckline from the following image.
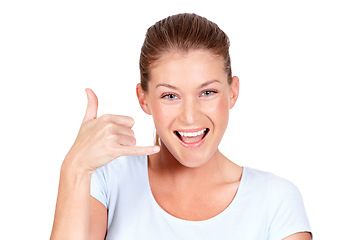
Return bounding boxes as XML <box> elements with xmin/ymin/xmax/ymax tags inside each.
<box><xmin>143</xmin><ymin>156</ymin><xmax>247</xmax><ymax>225</ymax></box>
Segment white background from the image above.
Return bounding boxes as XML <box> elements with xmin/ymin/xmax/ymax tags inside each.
<box><xmin>0</xmin><ymin>0</ymin><xmax>358</xmax><ymax>239</ymax></box>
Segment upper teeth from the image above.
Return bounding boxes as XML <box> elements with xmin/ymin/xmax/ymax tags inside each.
<box><xmin>177</xmin><ymin>129</ymin><xmax>206</xmax><ymax>137</ymax></box>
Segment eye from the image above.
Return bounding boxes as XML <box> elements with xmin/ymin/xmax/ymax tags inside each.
<box><xmin>201</xmin><ymin>90</ymin><xmax>217</xmax><ymax>96</ymax></box>
<box><xmin>161</xmin><ymin>93</ymin><xmax>178</xmax><ymax>100</ymax></box>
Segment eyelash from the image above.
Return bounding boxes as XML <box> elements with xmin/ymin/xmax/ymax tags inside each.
<box><xmin>201</xmin><ymin>90</ymin><xmax>218</xmax><ymax>96</ymax></box>
<box><xmin>161</xmin><ymin>93</ymin><xmax>178</xmax><ymax>100</ymax></box>
<box><xmin>160</xmin><ymin>90</ymin><xmax>218</xmax><ymax>100</ymax></box>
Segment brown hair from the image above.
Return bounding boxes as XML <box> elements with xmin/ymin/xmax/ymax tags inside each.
<box><xmin>139</xmin><ymin>13</ymin><xmax>233</xmax><ymax>145</ymax></box>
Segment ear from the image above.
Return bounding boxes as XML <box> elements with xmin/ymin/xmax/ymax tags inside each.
<box><xmin>229</xmin><ymin>76</ymin><xmax>240</xmax><ymax>109</ymax></box>
<box><xmin>136</xmin><ymin>83</ymin><xmax>152</xmax><ymax>115</ymax></box>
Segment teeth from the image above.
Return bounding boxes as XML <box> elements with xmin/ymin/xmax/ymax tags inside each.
<box><xmin>177</xmin><ymin>129</ymin><xmax>206</xmax><ymax>137</ymax></box>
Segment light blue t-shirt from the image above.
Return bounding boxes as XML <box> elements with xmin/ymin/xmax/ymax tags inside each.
<box><xmin>91</xmin><ymin>155</ymin><xmax>311</xmax><ymax>239</ymax></box>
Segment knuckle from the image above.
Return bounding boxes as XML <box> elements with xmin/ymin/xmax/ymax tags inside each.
<box><xmin>126</xmin><ymin>135</ymin><xmax>136</xmax><ymax>146</ymax></box>
<box><xmin>125</xmin><ymin>116</ymin><xmax>135</xmax><ymax>127</ymax></box>
<box><xmin>104</xmin><ymin>122</ymin><xmax>116</xmax><ymax>134</ymax></box>
<box><xmin>128</xmin><ymin>128</ymin><xmax>135</xmax><ymax>136</ymax></box>
<box><xmin>131</xmin><ymin>137</ymin><xmax>136</xmax><ymax>146</ymax></box>
<box><xmin>100</xmin><ymin>114</ymin><xmax>112</xmax><ymax>123</ymax></box>
<box><xmin>105</xmin><ymin>135</ymin><xmax>121</xmax><ymax>152</ymax></box>
<box><xmin>125</xmin><ymin>135</ymin><xmax>136</xmax><ymax>146</ymax></box>
<box><xmin>105</xmin><ymin>132</ymin><xmax>116</xmax><ymax>142</ymax></box>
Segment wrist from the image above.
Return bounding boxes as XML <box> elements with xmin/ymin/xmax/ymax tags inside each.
<box><xmin>61</xmin><ymin>154</ymin><xmax>93</xmax><ymax>180</ymax></box>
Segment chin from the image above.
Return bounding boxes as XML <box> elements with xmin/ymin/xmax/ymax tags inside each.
<box><xmin>166</xmin><ymin>143</ymin><xmax>217</xmax><ymax>169</ymax></box>
<box><xmin>177</xmin><ymin>157</ymin><xmax>210</xmax><ymax>168</ymax></box>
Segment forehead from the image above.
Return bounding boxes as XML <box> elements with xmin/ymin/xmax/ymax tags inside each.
<box><xmin>149</xmin><ymin>49</ymin><xmax>227</xmax><ymax>87</ymax></box>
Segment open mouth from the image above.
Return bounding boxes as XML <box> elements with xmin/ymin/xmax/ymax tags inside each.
<box><xmin>174</xmin><ymin>128</ymin><xmax>210</xmax><ymax>145</ymax></box>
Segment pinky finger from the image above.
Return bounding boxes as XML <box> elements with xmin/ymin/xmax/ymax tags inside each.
<box><xmin>120</xmin><ymin>145</ymin><xmax>161</xmax><ymax>156</ymax></box>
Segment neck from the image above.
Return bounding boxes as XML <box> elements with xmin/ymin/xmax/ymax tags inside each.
<box><xmin>148</xmin><ymin>144</ymin><xmax>228</xmax><ymax>189</ymax></box>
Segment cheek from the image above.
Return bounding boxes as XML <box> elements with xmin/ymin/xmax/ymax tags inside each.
<box><xmin>150</xmin><ymin>102</ymin><xmax>176</xmax><ymax>129</ymax></box>
<box><xmin>206</xmin><ymin>96</ymin><xmax>230</xmax><ymax>125</ymax></box>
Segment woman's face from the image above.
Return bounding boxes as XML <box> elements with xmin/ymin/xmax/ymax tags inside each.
<box><xmin>137</xmin><ymin>49</ymin><xmax>239</xmax><ymax>167</ymax></box>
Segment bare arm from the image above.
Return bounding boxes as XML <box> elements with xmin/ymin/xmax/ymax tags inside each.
<box><xmin>283</xmin><ymin>232</ymin><xmax>312</xmax><ymax>240</ymax></box>
<box><xmin>90</xmin><ymin>197</ymin><xmax>107</xmax><ymax>240</ymax></box>
<box><xmin>50</xmin><ymin>89</ymin><xmax>159</xmax><ymax>239</ymax></box>
<box><xmin>50</xmin><ymin>162</ymin><xmax>92</xmax><ymax>240</ymax></box>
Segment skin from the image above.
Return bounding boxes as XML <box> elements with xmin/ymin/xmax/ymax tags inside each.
<box><xmin>50</xmin><ymin>49</ymin><xmax>311</xmax><ymax>240</ymax></box>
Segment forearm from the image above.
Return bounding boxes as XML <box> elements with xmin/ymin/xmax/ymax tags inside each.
<box><xmin>50</xmin><ymin>159</ymin><xmax>92</xmax><ymax>240</ymax></box>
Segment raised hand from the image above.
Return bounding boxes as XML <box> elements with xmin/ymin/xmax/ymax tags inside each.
<box><xmin>64</xmin><ymin>88</ymin><xmax>160</xmax><ymax>174</ymax></box>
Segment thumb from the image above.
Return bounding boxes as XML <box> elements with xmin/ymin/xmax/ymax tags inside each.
<box><xmin>83</xmin><ymin>88</ymin><xmax>98</xmax><ymax>122</ymax></box>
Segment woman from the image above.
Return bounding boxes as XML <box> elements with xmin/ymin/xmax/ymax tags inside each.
<box><xmin>51</xmin><ymin>13</ymin><xmax>311</xmax><ymax>240</ymax></box>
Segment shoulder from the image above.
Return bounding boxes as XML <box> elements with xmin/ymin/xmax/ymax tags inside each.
<box><xmin>243</xmin><ymin>168</ymin><xmax>311</xmax><ymax>239</ymax></box>
<box><xmin>244</xmin><ymin>167</ymin><xmax>299</xmax><ymax>194</ymax></box>
<box><xmin>243</xmin><ymin>167</ymin><xmax>306</xmax><ymax>217</ymax></box>
<box><xmin>266</xmin><ymin>170</ymin><xmax>303</xmax><ymax>205</ymax></box>
<box><xmin>90</xmin><ymin>155</ymin><xmax>148</xmax><ymax>208</ymax></box>
<box><xmin>94</xmin><ymin>155</ymin><xmax>147</xmax><ymax>176</ymax></box>
<box><xmin>91</xmin><ymin>155</ymin><xmax>148</xmax><ymax>191</ymax></box>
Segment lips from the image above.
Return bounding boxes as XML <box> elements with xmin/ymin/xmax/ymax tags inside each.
<box><xmin>174</xmin><ymin>128</ymin><xmax>209</xmax><ymax>147</ymax></box>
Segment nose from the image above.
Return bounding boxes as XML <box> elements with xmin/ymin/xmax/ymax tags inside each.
<box><xmin>179</xmin><ymin>98</ymin><xmax>201</xmax><ymax>125</ymax></box>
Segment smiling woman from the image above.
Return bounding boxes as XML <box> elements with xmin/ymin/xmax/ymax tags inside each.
<box><xmin>137</xmin><ymin>49</ymin><xmax>239</xmax><ymax>168</ymax></box>
<box><xmin>50</xmin><ymin>13</ymin><xmax>312</xmax><ymax>240</ymax></box>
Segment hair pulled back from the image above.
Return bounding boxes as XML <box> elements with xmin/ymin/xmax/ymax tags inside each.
<box><xmin>139</xmin><ymin>13</ymin><xmax>232</xmax><ymax>92</ymax></box>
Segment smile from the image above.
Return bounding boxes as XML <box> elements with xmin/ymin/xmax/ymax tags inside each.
<box><xmin>177</xmin><ymin>129</ymin><xmax>206</xmax><ymax>137</ymax></box>
<box><xmin>174</xmin><ymin>128</ymin><xmax>210</xmax><ymax>148</ymax></box>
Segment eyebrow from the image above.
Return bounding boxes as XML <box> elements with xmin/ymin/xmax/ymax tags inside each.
<box><xmin>156</xmin><ymin>80</ymin><xmax>221</xmax><ymax>90</ymax></box>
<box><xmin>156</xmin><ymin>83</ymin><xmax>179</xmax><ymax>90</ymax></box>
<box><xmin>199</xmin><ymin>80</ymin><xmax>221</xmax><ymax>88</ymax></box>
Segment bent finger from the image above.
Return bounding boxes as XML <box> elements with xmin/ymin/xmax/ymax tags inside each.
<box><xmin>100</xmin><ymin>114</ymin><xmax>135</xmax><ymax>128</ymax></box>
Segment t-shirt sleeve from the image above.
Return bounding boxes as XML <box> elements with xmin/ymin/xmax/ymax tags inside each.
<box><xmin>268</xmin><ymin>175</ymin><xmax>312</xmax><ymax>240</ymax></box>
<box><xmin>90</xmin><ymin>167</ymin><xmax>108</xmax><ymax>209</ymax></box>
